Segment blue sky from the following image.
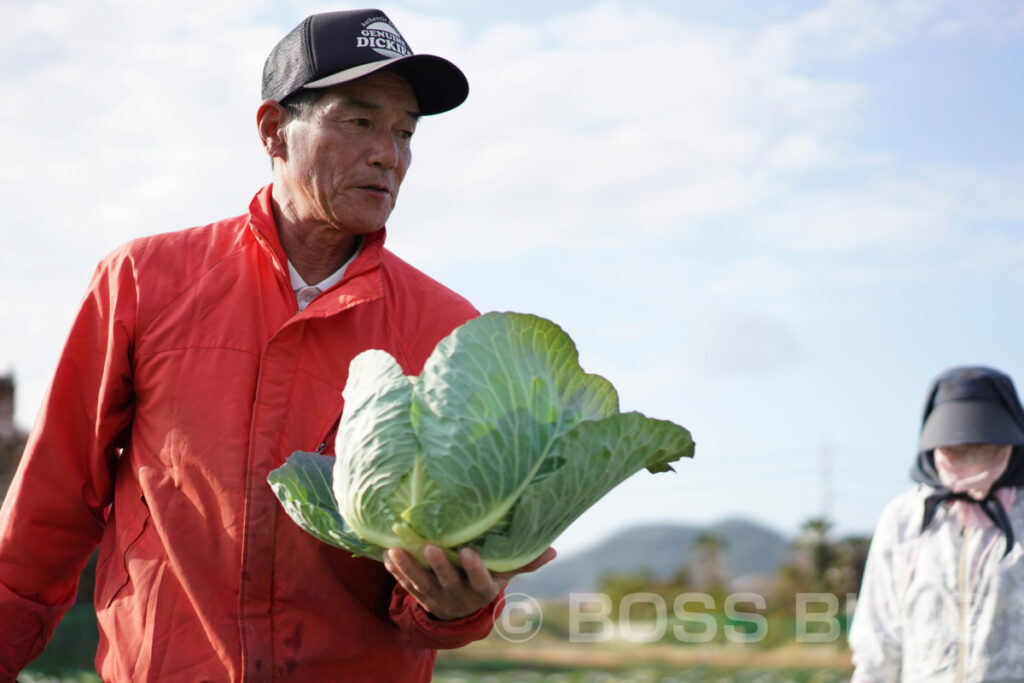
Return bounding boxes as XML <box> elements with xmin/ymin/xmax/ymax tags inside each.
<box><xmin>2</xmin><ymin>0</ymin><xmax>1023</xmax><ymax>557</ymax></box>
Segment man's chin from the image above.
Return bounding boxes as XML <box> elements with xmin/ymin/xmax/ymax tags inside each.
<box><xmin>329</xmin><ymin>219</ymin><xmax>388</xmax><ymax>237</ymax></box>
<box><xmin>328</xmin><ymin>203</ymin><xmax>393</xmax><ymax>235</ymax></box>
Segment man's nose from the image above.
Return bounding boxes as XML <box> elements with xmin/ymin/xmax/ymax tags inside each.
<box><xmin>368</xmin><ymin>131</ymin><xmax>401</xmax><ymax>169</ymax></box>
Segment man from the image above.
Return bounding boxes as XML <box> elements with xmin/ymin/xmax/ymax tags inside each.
<box><xmin>0</xmin><ymin>9</ymin><xmax>553</xmax><ymax>681</ymax></box>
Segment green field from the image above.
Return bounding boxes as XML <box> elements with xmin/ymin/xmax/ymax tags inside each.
<box><xmin>25</xmin><ymin>661</ymin><xmax>850</xmax><ymax>683</ymax></box>
<box><xmin>24</xmin><ymin>669</ymin><xmax>847</xmax><ymax>683</ymax></box>
<box><xmin>25</xmin><ymin>606</ymin><xmax>852</xmax><ymax>682</ymax></box>
<box><xmin>433</xmin><ymin>662</ymin><xmax>850</xmax><ymax>682</ymax></box>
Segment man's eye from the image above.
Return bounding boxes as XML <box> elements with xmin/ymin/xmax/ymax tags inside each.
<box><xmin>350</xmin><ymin>118</ymin><xmax>371</xmax><ymax>128</ymax></box>
<box><xmin>398</xmin><ymin>129</ymin><xmax>414</xmax><ymax>141</ymax></box>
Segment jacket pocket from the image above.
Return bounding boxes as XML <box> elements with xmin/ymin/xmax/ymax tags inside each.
<box><xmin>314</xmin><ymin>399</ymin><xmax>345</xmax><ymax>456</ymax></box>
<box><xmin>95</xmin><ymin>490</ymin><xmax>150</xmax><ymax>609</ymax></box>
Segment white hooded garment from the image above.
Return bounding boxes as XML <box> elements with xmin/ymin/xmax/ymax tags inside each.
<box><xmin>849</xmin><ymin>485</ymin><xmax>1024</xmax><ymax>682</ymax></box>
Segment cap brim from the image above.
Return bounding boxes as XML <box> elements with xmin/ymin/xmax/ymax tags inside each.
<box><xmin>303</xmin><ymin>54</ymin><xmax>468</xmax><ymax>116</ymax></box>
<box><xmin>919</xmin><ymin>400</ymin><xmax>1024</xmax><ymax>451</ymax></box>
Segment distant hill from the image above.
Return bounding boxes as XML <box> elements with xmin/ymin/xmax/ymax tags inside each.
<box><xmin>509</xmin><ymin>517</ymin><xmax>791</xmax><ymax>598</ymax></box>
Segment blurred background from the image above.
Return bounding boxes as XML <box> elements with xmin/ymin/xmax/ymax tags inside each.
<box><xmin>3</xmin><ymin>0</ymin><xmax>1023</xmax><ymax>679</ymax></box>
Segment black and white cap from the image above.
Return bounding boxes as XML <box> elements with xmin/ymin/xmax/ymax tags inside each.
<box><xmin>262</xmin><ymin>9</ymin><xmax>468</xmax><ymax>115</ymax></box>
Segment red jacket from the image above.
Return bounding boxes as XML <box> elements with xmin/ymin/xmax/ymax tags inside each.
<box><xmin>0</xmin><ymin>186</ymin><xmax>494</xmax><ymax>681</ymax></box>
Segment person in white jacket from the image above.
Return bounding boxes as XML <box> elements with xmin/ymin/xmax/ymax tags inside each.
<box><xmin>849</xmin><ymin>366</ymin><xmax>1024</xmax><ymax>682</ymax></box>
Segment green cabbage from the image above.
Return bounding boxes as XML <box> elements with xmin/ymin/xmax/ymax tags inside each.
<box><xmin>268</xmin><ymin>312</ymin><xmax>694</xmax><ymax>571</ymax></box>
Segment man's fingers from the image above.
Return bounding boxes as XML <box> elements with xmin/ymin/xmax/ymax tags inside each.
<box><xmin>385</xmin><ymin>545</ymin><xmax>558</xmax><ymax>621</ymax></box>
<box><xmin>458</xmin><ymin>547</ymin><xmax>498</xmax><ymax>595</ymax></box>
<box><xmin>385</xmin><ymin>548</ymin><xmax>431</xmax><ymax>595</ymax></box>
<box><xmin>424</xmin><ymin>544</ymin><xmax>462</xmax><ymax>591</ymax></box>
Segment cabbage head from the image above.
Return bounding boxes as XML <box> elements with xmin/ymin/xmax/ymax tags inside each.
<box><xmin>268</xmin><ymin>312</ymin><xmax>694</xmax><ymax>571</ymax></box>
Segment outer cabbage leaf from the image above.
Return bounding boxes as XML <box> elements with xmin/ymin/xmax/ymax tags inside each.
<box><xmin>465</xmin><ymin>412</ymin><xmax>694</xmax><ymax>570</ymax></box>
<box><xmin>267</xmin><ymin>450</ymin><xmax>383</xmax><ymax>560</ymax></box>
<box><xmin>331</xmin><ymin>349</ymin><xmax>422</xmax><ymax>551</ymax></box>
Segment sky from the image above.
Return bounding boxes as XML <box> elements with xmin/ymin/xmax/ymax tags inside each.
<box><xmin>2</xmin><ymin>0</ymin><xmax>1024</xmax><ymax>558</ymax></box>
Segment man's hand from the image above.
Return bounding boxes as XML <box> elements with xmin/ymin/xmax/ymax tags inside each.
<box><xmin>383</xmin><ymin>545</ymin><xmax>557</xmax><ymax>621</ymax></box>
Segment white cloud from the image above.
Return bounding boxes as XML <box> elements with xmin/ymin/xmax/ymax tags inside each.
<box><xmin>710</xmin><ymin>255</ymin><xmax>802</xmax><ymax>297</ymax></box>
<box><xmin>954</xmin><ymin>237</ymin><xmax>1024</xmax><ymax>278</ymax></box>
<box><xmin>1012</xmin><ymin>6</ymin><xmax>1024</xmax><ymax>34</ymax></box>
<box><xmin>394</xmin><ymin>0</ymin><xmax>1024</xmax><ymax>269</ymax></box>
<box><xmin>393</xmin><ymin>3</ymin><xmax>877</xmax><ymax>264</ymax></box>
<box><xmin>4</xmin><ymin>0</ymin><xmax>1024</xmax><ymax>426</ymax></box>
<box><xmin>765</xmin><ymin>0</ymin><xmax>900</xmax><ymax>61</ymax></box>
<box><xmin>753</xmin><ymin>0</ymin><xmax>1019</xmax><ymax>64</ymax></box>
<box><xmin>743</xmin><ymin>165</ymin><xmax>1024</xmax><ymax>257</ymax></box>
<box><xmin>812</xmin><ymin>262</ymin><xmax>930</xmax><ymax>289</ymax></box>
<box><xmin>10</xmin><ymin>0</ymin><xmax>1011</xmax><ymax>281</ymax></box>
<box><xmin>2</xmin><ymin>2</ymin><xmax>276</xmax><ymax>257</ymax></box>
<box><xmin>749</xmin><ymin>177</ymin><xmax>959</xmax><ymax>253</ymax></box>
<box><xmin>684</xmin><ymin>309</ymin><xmax>804</xmax><ymax>375</ymax></box>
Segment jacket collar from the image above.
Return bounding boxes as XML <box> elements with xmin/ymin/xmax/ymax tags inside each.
<box><xmin>247</xmin><ymin>184</ymin><xmax>387</xmax><ymax>286</ymax></box>
<box><xmin>246</xmin><ymin>185</ymin><xmax>388</xmax><ymax>314</ymax></box>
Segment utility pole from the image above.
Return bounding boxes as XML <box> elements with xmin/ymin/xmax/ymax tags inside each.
<box><xmin>819</xmin><ymin>440</ymin><xmax>833</xmax><ymax>524</ymax></box>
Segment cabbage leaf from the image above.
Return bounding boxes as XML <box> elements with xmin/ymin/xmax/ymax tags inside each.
<box><xmin>268</xmin><ymin>312</ymin><xmax>694</xmax><ymax>571</ymax></box>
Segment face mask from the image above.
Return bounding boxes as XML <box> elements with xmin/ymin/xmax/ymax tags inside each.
<box><xmin>933</xmin><ymin>445</ymin><xmax>1015</xmax><ymax>530</ymax></box>
<box><xmin>934</xmin><ymin>445</ymin><xmax>1012</xmax><ymax>500</ymax></box>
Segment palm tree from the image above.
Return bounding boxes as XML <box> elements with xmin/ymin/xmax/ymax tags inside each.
<box><xmin>798</xmin><ymin>517</ymin><xmax>835</xmax><ymax>592</ymax></box>
<box><xmin>691</xmin><ymin>531</ymin><xmax>728</xmax><ymax>593</ymax></box>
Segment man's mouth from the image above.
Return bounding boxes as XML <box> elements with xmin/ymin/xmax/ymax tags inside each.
<box><xmin>358</xmin><ymin>183</ymin><xmax>390</xmax><ymax>196</ymax></box>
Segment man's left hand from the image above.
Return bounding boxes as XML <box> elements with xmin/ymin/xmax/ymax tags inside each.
<box><xmin>384</xmin><ymin>544</ymin><xmax>557</xmax><ymax>620</ymax></box>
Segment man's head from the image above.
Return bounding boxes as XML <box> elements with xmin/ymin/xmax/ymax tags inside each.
<box><xmin>259</xmin><ymin>70</ymin><xmax>419</xmax><ymax>237</ymax></box>
<box><xmin>257</xmin><ymin>10</ymin><xmax>468</xmax><ymax>237</ymax></box>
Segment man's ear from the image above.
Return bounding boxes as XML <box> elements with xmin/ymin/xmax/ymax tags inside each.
<box><xmin>257</xmin><ymin>99</ymin><xmax>289</xmax><ymax>160</ymax></box>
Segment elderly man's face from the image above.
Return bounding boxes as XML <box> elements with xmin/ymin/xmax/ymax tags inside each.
<box><xmin>278</xmin><ymin>70</ymin><xmax>419</xmax><ymax>234</ymax></box>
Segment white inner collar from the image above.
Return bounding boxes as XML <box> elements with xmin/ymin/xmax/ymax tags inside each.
<box><xmin>287</xmin><ymin>238</ymin><xmax>363</xmax><ymax>292</ymax></box>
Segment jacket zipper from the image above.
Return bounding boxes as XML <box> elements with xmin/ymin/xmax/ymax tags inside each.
<box><xmin>956</xmin><ymin>526</ymin><xmax>970</xmax><ymax>683</ymax></box>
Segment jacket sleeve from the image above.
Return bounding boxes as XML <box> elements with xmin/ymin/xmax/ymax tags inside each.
<box><xmin>0</xmin><ymin>251</ymin><xmax>136</xmax><ymax>677</ymax></box>
<box><xmin>388</xmin><ymin>584</ymin><xmax>501</xmax><ymax>649</ymax></box>
<box><xmin>849</xmin><ymin>498</ymin><xmax>905</xmax><ymax>683</ymax></box>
